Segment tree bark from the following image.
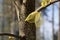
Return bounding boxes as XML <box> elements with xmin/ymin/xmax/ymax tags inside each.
<box><xmin>15</xmin><ymin>0</ymin><xmax>36</xmax><ymax>40</ymax></box>
<box><xmin>24</xmin><ymin>0</ymin><xmax>36</xmax><ymax>40</ymax></box>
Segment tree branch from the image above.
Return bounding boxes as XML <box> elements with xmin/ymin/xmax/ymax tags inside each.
<box><xmin>0</xmin><ymin>33</ymin><xmax>20</xmax><ymax>38</ymax></box>
<box><xmin>35</xmin><ymin>0</ymin><xmax>60</xmax><ymax>12</ymax></box>
<box><xmin>13</xmin><ymin>1</ymin><xmax>20</xmax><ymax>21</ymax></box>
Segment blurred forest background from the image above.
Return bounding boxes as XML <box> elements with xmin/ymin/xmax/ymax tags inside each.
<box><xmin>0</xmin><ymin>0</ymin><xmax>59</xmax><ymax>40</ymax></box>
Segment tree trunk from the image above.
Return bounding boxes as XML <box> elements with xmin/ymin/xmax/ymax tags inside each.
<box><xmin>20</xmin><ymin>0</ymin><xmax>36</xmax><ymax>40</ymax></box>
<box><xmin>58</xmin><ymin>2</ymin><xmax>60</xmax><ymax>40</ymax></box>
<box><xmin>15</xmin><ymin>0</ymin><xmax>36</xmax><ymax>40</ymax></box>
<box><xmin>11</xmin><ymin>0</ymin><xmax>35</xmax><ymax>40</ymax></box>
